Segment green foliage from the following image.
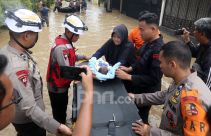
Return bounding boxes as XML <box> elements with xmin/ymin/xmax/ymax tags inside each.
<box><xmin>45</xmin><ymin>0</ymin><xmax>55</xmax><ymax>8</ymax></box>
<box><xmin>0</xmin><ymin>0</ymin><xmax>33</xmax><ymax>27</ymax></box>
<box><xmin>0</xmin><ymin>0</ymin><xmax>55</xmax><ymax>27</ymax></box>
<box><xmin>0</xmin><ymin>2</ymin><xmax>4</xmax><ymax>27</ymax></box>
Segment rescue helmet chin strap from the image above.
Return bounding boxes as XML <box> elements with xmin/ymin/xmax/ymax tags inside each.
<box><xmin>65</xmin><ymin>30</ymin><xmax>75</xmax><ymax>47</ymax></box>
<box><xmin>9</xmin><ymin>31</ymin><xmax>33</xmax><ymax>54</ymax></box>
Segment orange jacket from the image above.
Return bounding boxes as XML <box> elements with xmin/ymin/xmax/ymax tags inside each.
<box><xmin>128</xmin><ymin>27</ymin><xmax>144</xmax><ymax>49</ymax></box>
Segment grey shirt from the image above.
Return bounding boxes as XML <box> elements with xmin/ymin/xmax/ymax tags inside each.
<box><xmin>0</xmin><ymin>45</ymin><xmax>60</xmax><ymax>134</ymax></box>
<box><xmin>134</xmin><ymin>72</ymin><xmax>211</xmax><ymax>136</ymax></box>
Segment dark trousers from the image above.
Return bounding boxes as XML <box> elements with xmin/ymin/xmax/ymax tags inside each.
<box><xmin>13</xmin><ymin>122</ymin><xmax>46</xmax><ymax>136</ymax></box>
<box><xmin>138</xmin><ymin>106</ymin><xmax>151</xmax><ymax>124</ymax></box>
<box><xmin>48</xmin><ymin>89</ymin><xmax>69</xmax><ymax>124</ymax></box>
<box><xmin>53</xmin><ymin>6</ymin><xmax>60</xmax><ymax>12</ymax></box>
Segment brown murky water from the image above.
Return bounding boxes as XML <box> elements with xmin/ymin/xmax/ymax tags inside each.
<box><xmin>0</xmin><ymin>2</ymin><xmax>177</xmax><ymax>136</ymax></box>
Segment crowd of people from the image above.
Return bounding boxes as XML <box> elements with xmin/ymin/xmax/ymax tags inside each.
<box><xmin>0</xmin><ymin>4</ymin><xmax>211</xmax><ymax>136</ymax></box>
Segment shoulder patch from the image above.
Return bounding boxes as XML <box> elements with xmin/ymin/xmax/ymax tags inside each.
<box><xmin>16</xmin><ymin>70</ymin><xmax>29</xmax><ymax>87</ymax></box>
<box><xmin>152</xmin><ymin>53</ymin><xmax>159</xmax><ymax>59</ymax></box>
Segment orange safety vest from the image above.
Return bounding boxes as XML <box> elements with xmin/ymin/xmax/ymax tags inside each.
<box><xmin>128</xmin><ymin>27</ymin><xmax>144</xmax><ymax>49</ymax></box>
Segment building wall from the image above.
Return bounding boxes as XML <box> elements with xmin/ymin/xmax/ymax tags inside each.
<box><xmin>112</xmin><ymin>0</ymin><xmax>162</xmax><ymax>19</ymax></box>
<box><xmin>162</xmin><ymin>0</ymin><xmax>211</xmax><ymax>31</ymax></box>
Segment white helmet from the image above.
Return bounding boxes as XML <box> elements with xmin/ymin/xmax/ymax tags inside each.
<box><xmin>64</xmin><ymin>15</ymin><xmax>88</xmax><ymax>35</ymax></box>
<box><xmin>5</xmin><ymin>9</ymin><xmax>42</xmax><ymax>33</ymax></box>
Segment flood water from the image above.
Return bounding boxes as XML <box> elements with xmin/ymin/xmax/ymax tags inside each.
<box><xmin>0</xmin><ymin>2</ymin><xmax>177</xmax><ymax>136</ymax></box>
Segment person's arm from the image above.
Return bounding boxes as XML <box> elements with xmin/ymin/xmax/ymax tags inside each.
<box><xmin>72</xmin><ymin>66</ymin><xmax>93</xmax><ymax>136</ymax></box>
<box><xmin>129</xmin><ymin>89</ymin><xmax>167</xmax><ymax>107</ymax></box>
<box><xmin>9</xmin><ymin>68</ymin><xmax>71</xmax><ymax>135</ymax></box>
<box><xmin>131</xmin><ymin>89</ymin><xmax>179</xmax><ymax>136</ymax></box>
<box><xmin>76</xmin><ymin>54</ymin><xmax>90</xmax><ymax>61</ymax></box>
<box><xmin>54</xmin><ymin>45</ymin><xmax>71</xmax><ymax>66</ymax></box>
<box><xmin>118</xmin><ymin>43</ymin><xmax>136</xmax><ymax>66</ymax></box>
<box><xmin>201</xmin><ymin>51</ymin><xmax>211</xmax><ymax>86</ymax></box>
<box><xmin>187</xmin><ymin>42</ymin><xmax>200</xmax><ymax>58</ymax></box>
<box><xmin>92</xmin><ymin>39</ymin><xmax>110</xmax><ymax>59</ymax></box>
<box><xmin>181</xmin><ymin>28</ymin><xmax>200</xmax><ymax>57</ymax></box>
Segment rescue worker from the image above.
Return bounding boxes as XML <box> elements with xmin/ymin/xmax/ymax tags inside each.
<box><xmin>92</xmin><ymin>24</ymin><xmax>135</xmax><ymax>67</ymax></box>
<box><xmin>116</xmin><ymin>12</ymin><xmax>163</xmax><ymax>124</ymax></box>
<box><xmin>0</xmin><ymin>9</ymin><xmax>72</xmax><ymax>136</ymax></box>
<box><xmin>46</xmin><ymin>15</ymin><xmax>88</xmax><ymax>124</ymax></box>
<box><xmin>129</xmin><ymin>41</ymin><xmax>211</xmax><ymax>136</ymax></box>
<box><xmin>0</xmin><ymin>55</ymin><xmax>16</xmax><ymax>130</ymax></box>
<box><xmin>181</xmin><ymin>18</ymin><xmax>211</xmax><ymax>90</ymax></box>
<box><xmin>128</xmin><ymin>11</ymin><xmax>145</xmax><ymax>51</ymax></box>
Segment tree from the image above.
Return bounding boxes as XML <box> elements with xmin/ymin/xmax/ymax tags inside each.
<box><xmin>0</xmin><ymin>0</ymin><xmax>33</xmax><ymax>27</ymax></box>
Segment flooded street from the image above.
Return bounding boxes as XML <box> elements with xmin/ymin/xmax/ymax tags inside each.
<box><xmin>0</xmin><ymin>2</ymin><xmax>176</xmax><ymax>136</ymax></box>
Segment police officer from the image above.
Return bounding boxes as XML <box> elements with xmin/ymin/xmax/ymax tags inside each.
<box><xmin>46</xmin><ymin>15</ymin><xmax>88</xmax><ymax>124</ymax></box>
<box><xmin>116</xmin><ymin>12</ymin><xmax>163</xmax><ymax>124</ymax></box>
<box><xmin>130</xmin><ymin>41</ymin><xmax>211</xmax><ymax>136</ymax></box>
<box><xmin>181</xmin><ymin>18</ymin><xmax>211</xmax><ymax>90</ymax></box>
<box><xmin>0</xmin><ymin>9</ymin><xmax>71</xmax><ymax>136</ymax></box>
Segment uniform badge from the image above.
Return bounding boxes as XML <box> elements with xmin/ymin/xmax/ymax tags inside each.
<box><xmin>152</xmin><ymin>53</ymin><xmax>159</xmax><ymax>59</ymax></box>
<box><xmin>170</xmin><ymin>95</ymin><xmax>178</xmax><ymax>104</ymax></box>
<box><xmin>166</xmin><ymin>111</ymin><xmax>176</xmax><ymax>128</ymax></box>
<box><xmin>63</xmin><ymin>50</ymin><xmax>69</xmax><ymax>60</ymax></box>
<box><xmin>16</xmin><ymin>70</ymin><xmax>29</xmax><ymax>87</ymax></box>
<box><xmin>185</xmin><ymin>103</ymin><xmax>198</xmax><ymax>116</ymax></box>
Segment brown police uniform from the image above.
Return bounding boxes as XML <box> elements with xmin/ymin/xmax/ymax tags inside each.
<box><xmin>134</xmin><ymin>72</ymin><xmax>211</xmax><ymax>136</ymax></box>
<box><xmin>0</xmin><ymin>45</ymin><xmax>60</xmax><ymax>136</ymax></box>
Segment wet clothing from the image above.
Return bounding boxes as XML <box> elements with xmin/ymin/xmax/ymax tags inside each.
<box><xmin>46</xmin><ymin>34</ymin><xmax>84</xmax><ymax>123</ymax></box>
<box><xmin>134</xmin><ymin>72</ymin><xmax>211</xmax><ymax>136</ymax></box>
<box><xmin>92</xmin><ymin>24</ymin><xmax>135</xmax><ymax>66</ymax></box>
<box><xmin>40</xmin><ymin>6</ymin><xmax>49</xmax><ymax>27</ymax></box>
<box><xmin>187</xmin><ymin>41</ymin><xmax>211</xmax><ymax>90</ymax></box>
<box><xmin>0</xmin><ymin>45</ymin><xmax>60</xmax><ymax>135</ymax></box>
<box><xmin>40</xmin><ymin>7</ymin><xmax>49</xmax><ymax>17</ymax></box>
<box><xmin>128</xmin><ymin>27</ymin><xmax>144</xmax><ymax>49</ymax></box>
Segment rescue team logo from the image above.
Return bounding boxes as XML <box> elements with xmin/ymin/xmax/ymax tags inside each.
<box><xmin>16</xmin><ymin>70</ymin><xmax>29</xmax><ymax>87</ymax></box>
<box><xmin>185</xmin><ymin>103</ymin><xmax>198</xmax><ymax>116</ymax></box>
<box><xmin>63</xmin><ymin>50</ymin><xmax>69</xmax><ymax>60</ymax></box>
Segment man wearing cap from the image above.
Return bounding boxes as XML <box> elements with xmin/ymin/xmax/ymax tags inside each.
<box><xmin>46</xmin><ymin>15</ymin><xmax>89</xmax><ymax>124</ymax></box>
<box><xmin>182</xmin><ymin>18</ymin><xmax>211</xmax><ymax>90</ymax></box>
<box><xmin>0</xmin><ymin>9</ymin><xmax>72</xmax><ymax>136</ymax></box>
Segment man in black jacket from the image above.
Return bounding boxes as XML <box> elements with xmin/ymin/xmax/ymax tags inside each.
<box><xmin>182</xmin><ymin>18</ymin><xmax>211</xmax><ymax>90</ymax></box>
<box><xmin>116</xmin><ymin>12</ymin><xmax>163</xmax><ymax>124</ymax></box>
